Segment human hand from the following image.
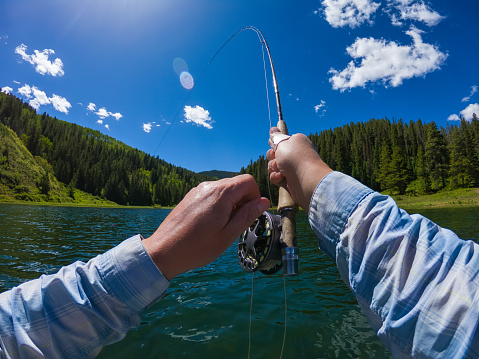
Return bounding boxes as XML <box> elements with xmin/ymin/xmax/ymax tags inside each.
<box><xmin>143</xmin><ymin>175</ymin><xmax>270</xmax><ymax>280</ymax></box>
<box><xmin>266</xmin><ymin>127</ymin><xmax>332</xmax><ymax>212</ymax></box>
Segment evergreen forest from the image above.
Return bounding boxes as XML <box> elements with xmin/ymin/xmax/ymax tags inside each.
<box><xmin>241</xmin><ymin>116</ymin><xmax>479</xmax><ymax>204</ymax></box>
<box><xmin>0</xmin><ymin>92</ymin><xmax>212</xmax><ymax>206</ymax></box>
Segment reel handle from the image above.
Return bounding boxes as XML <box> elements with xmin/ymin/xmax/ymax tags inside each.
<box><xmin>276</xmin><ymin>119</ymin><xmax>299</xmax><ymax>276</ymax></box>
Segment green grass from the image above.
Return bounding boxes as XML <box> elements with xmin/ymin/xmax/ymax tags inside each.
<box><xmin>390</xmin><ymin>188</ymin><xmax>479</xmax><ymax>209</ymax></box>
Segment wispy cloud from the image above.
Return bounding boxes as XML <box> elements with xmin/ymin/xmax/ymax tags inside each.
<box><xmin>15</xmin><ymin>44</ymin><xmax>65</xmax><ymax>77</ymax></box>
<box><xmin>387</xmin><ymin>0</ymin><xmax>444</xmax><ymax>27</ymax></box>
<box><xmin>87</xmin><ymin>102</ymin><xmax>123</xmax><ymax>121</ymax></box>
<box><xmin>314</xmin><ymin>100</ymin><xmax>327</xmax><ymax>116</ymax></box>
<box><xmin>448</xmin><ymin>103</ymin><xmax>479</xmax><ymax>122</ymax></box>
<box><xmin>319</xmin><ymin>0</ymin><xmax>381</xmax><ymax>28</ymax></box>
<box><xmin>461</xmin><ymin>85</ymin><xmax>478</xmax><ymax>103</ymax></box>
<box><xmin>329</xmin><ymin>26</ymin><xmax>447</xmax><ymax>91</ymax></box>
<box><xmin>0</xmin><ymin>35</ymin><xmax>7</xmax><ymax>45</ymax></box>
<box><xmin>16</xmin><ymin>84</ymin><xmax>71</xmax><ymax>114</ymax></box>
<box><xmin>183</xmin><ymin>105</ymin><xmax>213</xmax><ymax>129</ymax></box>
<box><xmin>1</xmin><ymin>86</ymin><xmax>13</xmax><ymax>94</ymax></box>
<box><xmin>142</xmin><ymin>122</ymin><xmax>160</xmax><ymax>133</ymax></box>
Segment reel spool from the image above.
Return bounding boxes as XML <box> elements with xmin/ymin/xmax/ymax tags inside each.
<box><xmin>238</xmin><ymin>211</ymin><xmax>283</xmax><ymax>275</ymax></box>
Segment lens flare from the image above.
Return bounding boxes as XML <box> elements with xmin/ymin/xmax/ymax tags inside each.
<box><xmin>173</xmin><ymin>57</ymin><xmax>188</xmax><ymax>76</ymax></box>
<box><xmin>180</xmin><ymin>71</ymin><xmax>194</xmax><ymax>90</ymax></box>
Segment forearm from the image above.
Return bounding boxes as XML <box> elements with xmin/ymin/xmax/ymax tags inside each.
<box><xmin>0</xmin><ymin>235</ymin><xmax>169</xmax><ymax>358</ymax></box>
<box><xmin>309</xmin><ymin>171</ymin><xmax>479</xmax><ymax>358</ymax></box>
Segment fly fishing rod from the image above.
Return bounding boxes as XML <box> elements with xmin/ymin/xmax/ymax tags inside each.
<box><xmin>236</xmin><ymin>26</ymin><xmax>299</xmax><ymax>277</ymax></box>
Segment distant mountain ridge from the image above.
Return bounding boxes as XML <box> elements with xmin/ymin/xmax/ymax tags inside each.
<box><xmin>198</xmin><ymin>170</ymin><xmax>238</xmax><ymax>179</ymax></box>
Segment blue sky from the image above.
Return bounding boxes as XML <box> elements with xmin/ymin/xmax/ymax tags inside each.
<box><xmin>1</xmin><ymin>0</ymin><xmax>478</xmax><ymax>173</ymax></box>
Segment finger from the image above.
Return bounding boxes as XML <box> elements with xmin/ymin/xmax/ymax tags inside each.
<box><xmin>225</xmin><ymin>174</ymin><xmax>261</xmax><ymax>206</ymax></box>
<box><xmin>267</xmin><ymin>159</ymin><xmax>278</xmax><ymax>174</ymax></box>
<box><xmin>269</xmin><ymin>172</ymin><xmax>285</xmax><ymax>186</ymax></box>
<box><xmin>227</xmin><ymin>197</ymin><xmax>270</xmax><ymax>238</ymax></box>
<box><xmin>266</xmin><ymin>149</ymin><xmax>275</xmax><ymax>161</ymax></box>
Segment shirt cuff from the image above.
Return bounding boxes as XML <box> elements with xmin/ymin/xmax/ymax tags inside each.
<box><xmin>308</xmin><ymin>171</ymin><xmax>374</xmax><ymax>260</ymax></box>
<box><xmin>98</xmin><ymin>234</ymin><xmax>170</xmax><ymax>313</ymax></box>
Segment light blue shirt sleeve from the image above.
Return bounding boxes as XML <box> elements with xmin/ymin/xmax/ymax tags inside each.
<box><xmin>0</xmin><ymin>234</ymin><xmax>170</xmax><ymax>359</ymax></box>
<box><xmin>309</xmin><ymin>171</ymin><xmax>479</xmax><ymax>358</ymax></box>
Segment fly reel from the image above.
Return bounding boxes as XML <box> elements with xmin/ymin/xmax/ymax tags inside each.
<box><xmin>238</xmin><ymin>211</ymin><xmax>283</xmax><ymax>275</ymax></box>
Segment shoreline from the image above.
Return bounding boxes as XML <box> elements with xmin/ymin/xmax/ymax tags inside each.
<box><xmin>391</xmin><ymin>188</ymin><xmax>479</xmax><ymax>210</ymax></box>
<box><xmin>0</xmin><ymin>200</ymin><xmax>175</xmax><ymax>210</ymax></box>
<box><xmin>1</xmin><ymin>188</ymin><xmax>478</xmax><ymax>211</ymax></box>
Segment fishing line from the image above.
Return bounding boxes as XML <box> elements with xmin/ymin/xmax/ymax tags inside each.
<box><xmin>248</xmin><ymin>271</ymin><xmax>254</xmax><ymax>359</ymax></box>
<box><xmin>152</xmin><ymin>26</ymin><xmax>283</xmax><ymax>157</ymax></box>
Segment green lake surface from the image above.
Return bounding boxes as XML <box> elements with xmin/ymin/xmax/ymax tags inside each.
<box><xmin>0</xmin><ymin>203</ymin><xmax>478</xmax><ymax>358</ymax></box>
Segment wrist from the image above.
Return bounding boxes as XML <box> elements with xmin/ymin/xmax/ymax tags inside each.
<box><xmin>297</xmin><ymin>162</ymin><xmax>332</xmax><ymax>211</ymax></box>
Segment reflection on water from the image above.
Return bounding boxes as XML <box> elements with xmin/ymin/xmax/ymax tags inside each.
<box><xmin>0</xmin><ymin>204</ymin><xmax>477</xmax><ymax>358</ymax></box>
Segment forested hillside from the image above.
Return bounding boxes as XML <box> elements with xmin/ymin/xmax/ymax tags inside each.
<box><xmin>242</xmin><ymin>117</ymin><xmax>479</xmax><ymax>202</ymax></box>
<box><xmin>2</xmin><ymin>90</ymin><xmax>478</xmax><ymax>207</ymax></box>
<box><xmin>0</xmin><ymin>92</ymin><xmax>212</xmax><ymax>206</ymax></box>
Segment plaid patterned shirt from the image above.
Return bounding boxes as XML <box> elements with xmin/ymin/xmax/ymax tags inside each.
<box><xmin>0</xmin><ymin>235</ymin><xmax>170</xmax><ymax>358</ymax></box>
<box><xmin>309</xmin><ymin>171</ymin><xmax>479</xmax><ymax>358</ymax></box>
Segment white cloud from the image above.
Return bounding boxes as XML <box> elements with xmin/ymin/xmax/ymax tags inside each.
<box><xmin>143</xmin><ymin>122</ymin><xmax>154</xmax><ymax>133</ymax></box>
<box><xmin>105</xmin><ymin>124</ymin><xmax>110</xmax><ymax>131</ymax></box>
<box><xmin>97</xmin><ymin>119</ymin><xmax>103</xmax><ymax>125</ymax></box>
<box><xmin>460</xmin><ymin>103</ymin><xmax>479</xmax><ymax>121</ymax></box>
<box><xmin>314</xmin><ymin>100</ymin><xmax>327</xmax><ymax>116</ymax></box>
<box><xmin>320</xmin><ymin>0</ymin><xmax>381</xmax><ymax>28</ymax></box>
<box><xmin>0</xmin><ymin>35</ymin><xmax>7</xmax><ymax>45</ymax></box>
<box><xmin>110</xmin><ymin>112</ymin><xmax>123</xmax><ymax>120</ymax></box>
<box><xmin>88</xmin><ymin>104</ymin><xmax>122</xmax><ymax>121</ymax></box>
<box><xmin>95</xmin><ymin>107</ymin><xmax>110</xmax><ymax>119</ymax></box>
<box><xmin>15</xmin><ymin>44</ymin><xmax>65</xmax><ymax>77</ymax></box>
<box><xmin>49</xmin><ymin>94</ymin><xmax>72</xmax><ymax>114</ymax></box>
<box><xmin>448</xmin><ymin>103</ymin><xmax>479</xmax><ymax>122</ymax></box>
<box><xmin>13</xmin><ymin>80</ymin><xmax>21</xmax><ymax>84</ymax></box>
<box><xmin>183</xmin><ymin>105</ymin><xmax>213</xmax><ymax>129</ymax></box>
<box><xmin>18</xmin><ymin>84</ymin><xmax>32</xmax><ymax>98</ymax></box>
<box><xmin>447</xmin><ymin>114</ymin><xmax>460</xmax><ymax>121</ymax></box>
<box><xmin>389</xmin><ymin>0</ymin><xmax>444</xmax><ymax>27</ymax></box>
<box><xmin>16</xmin><ymin>83</ymin><xmax>71</xmax><ymax>114</ymax></box>
<box><xmin>462</xmin><ymin>85</ymin><xmax>478</xmax><ymax>103</ymax></box>
<box><xmin>29</xmin><ymin>87</ymin><xmax>51</xmax><ymax>110</ymax></box>
<box><xmin>329</xmin><ymin>26</ymin><xmax>447</xmax><ymax>91</ymax></box>
<box><xmin>1</xmin><ymin>86</ymin><xmax>13</xmax><ymax>94</ymax></box>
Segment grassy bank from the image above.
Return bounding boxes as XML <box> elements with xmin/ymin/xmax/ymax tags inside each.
<box><xmin>390</xmin><ymin>188</ymin><xmax>479</xmax><ymax>210</ymax></box>
<box><xmin>0</xmin><ymin>188</ymin><xmax>172</xmax><ymax>209</ymax></box>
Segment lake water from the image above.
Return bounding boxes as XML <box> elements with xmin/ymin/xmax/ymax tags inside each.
<box><xmin>0</xmin><ymin>203</ymin><xmax>478</xmax><ymax>358</ymax></box>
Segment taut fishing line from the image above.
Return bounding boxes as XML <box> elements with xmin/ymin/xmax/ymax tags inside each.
<box><xmin>153</xmin><ymin>26</ymin><xmax>294</xmax><ymax>358</ymax></box>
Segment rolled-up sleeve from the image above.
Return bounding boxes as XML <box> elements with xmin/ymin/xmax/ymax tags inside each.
<box><xmin>309</xmin><ymin>171</ymin><xmax>479</xmax><ymax>358</ymax></box>
<box><xmin>0</xmin><ymin>234</ymin><xmax>170</xmax><ymax>359</ymax></box>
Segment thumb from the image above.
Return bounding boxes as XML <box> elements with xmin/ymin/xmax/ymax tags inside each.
<box><xmin>227</xmin><ymin>197</ymin><xmax>270</xmax><ymax>237</ymax></box>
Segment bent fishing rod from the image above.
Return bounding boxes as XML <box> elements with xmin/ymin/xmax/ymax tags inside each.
<box><xmin>235</xmin><ymin>26</ymin><xmax>300</xmax><ymax>277</ymax></box>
